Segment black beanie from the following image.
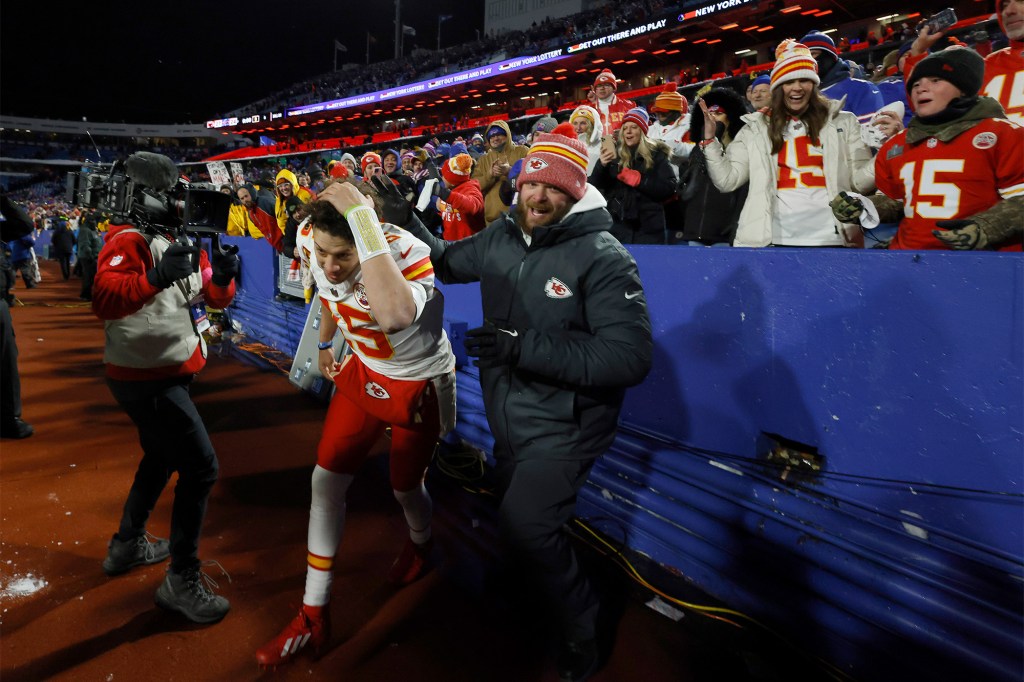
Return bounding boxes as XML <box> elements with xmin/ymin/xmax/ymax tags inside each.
<box><xmin>906</xmin><ymin>47</ymin><xmax>985</xmax><ymax>97</ymax></box>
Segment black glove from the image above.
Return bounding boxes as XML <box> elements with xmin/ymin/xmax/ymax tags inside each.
<box><xmin>211</xmin><ymin>244</ymin><xmax>240</xmax><ymax>287</ymax></box>
<box><xmin>424</xmin><ymin>159</ymin><xmax>443</xmax><ymax>185</ymax></box>
<box><xmin>432</xmin><ymin>179</ymin><xmax>452</xmax><ymax>202</ymax></box>
<box><xmin>369</xmin><ymin>174</ymin><xmax>411</xmax><ymax>226</ymax></box>
<box><xmin>933</xmin><ymin>220</ymin><xmax>987</xmax><ymax>250</ymax></box>
<box><xmin>830</xmin><ymin>191</ymin><xmax>865</xmax><ymax>223</ymax></box>
<box><xmin>146</xmin><ymin>243</ymin><xmax>198</xmax><ymax>289</ymax></box>
<box><xmin>464</xmin><ymin>320</ymin><xmax>523</xmax><ymax>369</ymax></box>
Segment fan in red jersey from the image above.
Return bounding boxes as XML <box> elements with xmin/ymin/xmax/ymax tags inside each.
<box><xmin>830</xmin><ymin>46</ymin><xmax>1023</xmax><ymax>250</ymax></box>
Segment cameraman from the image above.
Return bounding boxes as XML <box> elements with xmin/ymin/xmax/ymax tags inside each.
<box><xmin>92</xmin><ymin>152</ymin><xmax>239</xmax><ymax>624</ymax></box>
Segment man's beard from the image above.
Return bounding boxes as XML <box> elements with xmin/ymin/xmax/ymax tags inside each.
<box><xmin>515</xmin><ymin>199</ymin><xmax>572</xmax><ymax>231</ymax></box>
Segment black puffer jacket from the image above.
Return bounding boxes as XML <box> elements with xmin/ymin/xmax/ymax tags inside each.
<box><xmin>404</xmin><ymin>185</ymin><xmax>652</xmax><ymax>462</ymax></box>
<box><xmin>681</xmin><ymin>87</ymin><xmax>750</xmax><ymax>245</ymax></box>
<box><xmin>588</xmin><ymin>142</ymin><xmax>677</xmax><ymax>244</ymax></box>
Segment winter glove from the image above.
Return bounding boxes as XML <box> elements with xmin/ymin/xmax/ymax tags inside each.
<box><xmin>933</xmin><ymin>220</ymin><xmax>988</xmax><ymax>250</ymax></box>
<box><xmin>830</xmin><ymin>192</ymin><xmax>865</xmax><ymax>223</ymax></box>
<box><xmin>146</xmin><ymin>243</ymin><xmax>198</xmax><ymax>289</ymax></box>
<box><xmin>617</xmin><ymin>168</ymin><xmax>642</xmax><ymax>188</ymax></box>
<box><xmin>464</xmin><ymin>320</ymin><xmax>522</xmax><ymax>369</ymax></box>
<box><xmin>369</xmin><ymin>174</ymin><xmax>412</xmax><ymax>226</ymax></box>
<box><xmin>211</xmin><ymin>244</ymin><xmax>240</xmax><ymax>287</ymax></box>
<box><xmin>431</xmin><ymin>177</ymin><xmax>452</xmax><ymax>202</ymax></box>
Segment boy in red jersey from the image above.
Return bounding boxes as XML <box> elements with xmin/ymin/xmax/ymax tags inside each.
<box><xmin>905</xmin><ymin>1</ymin><xmax>1024</xmax><ymax>125</ymax></box>
<box><xmin>831</xmin><ymin>47</ymin><xmax>1023</xmax><ymax>250</ymax></box>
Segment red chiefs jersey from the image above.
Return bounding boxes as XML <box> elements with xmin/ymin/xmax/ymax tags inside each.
<box><xmin>296</xmin><ymin>220</ymin><xmax>454</xmax><ymax>380</ymax></box>
<box><xmin>983</xmin><ymin>42</ymin><xmax>1024</xmax><ymax>126</ymax></box>
<box><xmin>876</xmin><ymin>117</ymin><xmax>1024</xmax><ymax>250</ymax></box>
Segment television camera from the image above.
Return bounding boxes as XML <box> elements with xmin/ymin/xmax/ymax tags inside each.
<box><xmin>66</xmin><ymin>151</ymin><xmax>238</xmax><ymax>259</ymax></box>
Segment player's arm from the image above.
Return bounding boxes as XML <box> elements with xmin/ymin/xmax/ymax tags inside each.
<box><xmin>320</xmin><ymin>182</ymin><xmax>417</xmax><ymax>333</ymax></box>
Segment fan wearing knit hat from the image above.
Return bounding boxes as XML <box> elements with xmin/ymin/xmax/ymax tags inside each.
<box><xmin>435</xmin><ymin>153</ymin><xmax>485</xmax><ymax>241</ymax></box>
<box><xmin>697</xmin><ymin>37</ymin><xmax>876</xmax><ymax>248</ymax></box>
<box><xmin>360</xmin><ymin>152</ymin><xmax>383</xmax><ymax>179</ymax></box>
<box><xmin>585</xmin><ymin>68</ymin><xmax>637</xmax><ymax>133</ymax></box>
<box><xmin>747</xmin><ymin>74</ymin><xmax>772</xmax><ymax>110</ymax></box>
<box><xmin>588</xmin><ymin>108</ymin><xmax>678</xmax><ymax>244</ymax></box>
<box><xmin>799</xmin><ymin>30</ymin><xmax>884</xmax><ymax>122</ymax></box>
<box><xmin>569</xmin><ymin>104</ymin><xmax>604</xmax><ymax>173</ymax></box>
<box><xmin>847</xmin><ymin>45</ymin><xmax>1024</xmax><ymax>252</ymax></box>
<box><xmin>391</xmin><ymin>112</ymin><xmax>651</xmax><ymax>682</ymax></box>
<box><xmin>648</xmin><ymin>83</ymin><xmax>693</xmax><ymax>169</ymax></box>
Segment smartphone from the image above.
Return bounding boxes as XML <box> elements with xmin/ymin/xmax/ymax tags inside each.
<box><xmin>919</xmin><ymin>8</ymin><xmax>957</xmax><ymax>34</ymax></box>
<box><xmin>600</xmin><ymin>135</ymin><xmax>616</xmax><ymax>157</ymax></box>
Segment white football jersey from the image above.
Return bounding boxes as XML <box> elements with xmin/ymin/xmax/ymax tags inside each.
<box><xmin>296</xmin><ymin>219</ymin><xmax>454</xmax><ymax>380</ymax></box>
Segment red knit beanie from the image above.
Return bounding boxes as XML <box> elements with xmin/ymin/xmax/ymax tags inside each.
<box><xmin>593</xmin><ymin>69</ymin><xmax>618</xmax><ymax>90</ymax></box>
<box><xmin>516</xmin><ymin>123</ymin><xmax>589</xmax><ymax>201</ymax></box>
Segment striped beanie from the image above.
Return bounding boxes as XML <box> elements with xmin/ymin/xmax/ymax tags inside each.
<box><xmin>516</xmin><ymin>123</ymin><xmax>589</xmax><ymax>201</ymax></box>
<box><xmin>593</xmin><ymin>69</ymin><xmax>618</xmax><ymax>90</ymax></box>
<box><xmin>621</xmin><ymin>107</ymin><xmax>651</xmax><ymax>135</ymax></box>
<box><xmin>650</xmin><ymin>83</ymin><xmax>688</xmax><ymax>114</ymax></box>
<box><xmin>800</xmin><ymin>31</ymin><xmax>838</xmax><ymax>57</ymax></box>
<box><xmin>441</xmin><ymin>153</ymin><xmax>474</xmax><ymax>187</ymax></box>
<box><xmin>770</xmin><ymin>39</ymin><xmax>820</xmax><ymax>91</ymax></box>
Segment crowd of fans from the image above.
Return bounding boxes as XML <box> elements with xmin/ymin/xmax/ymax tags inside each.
<box><xmin>210</xmin><ymin>3</ymin><xmax>1022</xmax><ymax>258</ymax></box>
<box><xmin>227</xmin><ymin>0</ymin><xmax>667</xmax><ymax>120</ymax></box>
<box><xmin>6</xmin><ymin>2</ymin><xmax>1022</xmax><ymax>272</ymax></box>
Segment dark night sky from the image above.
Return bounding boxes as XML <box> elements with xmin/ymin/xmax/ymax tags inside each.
<box><xmin>1</xmin><ymin>1</ymin><xmax>485</xmax><ymax>125</ymax></box>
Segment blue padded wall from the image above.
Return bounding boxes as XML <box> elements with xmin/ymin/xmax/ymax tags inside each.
<box><xmin>231</xmin><ymin>239</ymin><xmax>1023</xmax><ymax>681</ymax></box>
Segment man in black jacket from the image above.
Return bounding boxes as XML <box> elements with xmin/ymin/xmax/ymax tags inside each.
<box><xmin>372</xmin><ymin>124</ymin><xmax>652</xmax><ymax>682</ymax></box>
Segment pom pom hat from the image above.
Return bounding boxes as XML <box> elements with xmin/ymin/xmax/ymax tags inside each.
<box><xmin>360</xmin><ymin>152</ymin><xmax>382</xmax><ymax>175</ymax></box>
<box><xmin>650</xmin><ymin>83</ymin><xmax>688</xmax><ymax>113</ymax></box>
<box><xmin>441</xmin><ymin>153</ymin><xmax>474</xmax><ymax>187</ymax></box>
<box><xmin>770</xmin><ymin>39</ymin><xmax>821</xmax><ymax>91</ymax></box>
<box><xmin>516</xmin><ymin>123</ymin><xmax>589</xmax><ymax>201</ymax></box>
<box><xmin>593</xmin><ymin>69</ymin><xmax>618</xmax><ymax>90</ymax></box>
<box><xmin>621</xmin><ymin>107</ymin><xmax>651</xmax><ymax>135</ymax></box>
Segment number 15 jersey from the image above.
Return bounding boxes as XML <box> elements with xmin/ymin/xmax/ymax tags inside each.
<box><xmin>876</xmin><ymin>117</ymin><xmax>1024</xmax><ymax>251</ymax></box>
<box><xmin>297</xmin><ymin>219</ymin><xmax>455</xmax><ymax>380</ymax></box>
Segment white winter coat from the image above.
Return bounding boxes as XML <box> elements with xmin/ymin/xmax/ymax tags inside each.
<box><xmin>702</xmin><ymin>99</ymin><xmax>875</xmax><ymax>247</ymax></box>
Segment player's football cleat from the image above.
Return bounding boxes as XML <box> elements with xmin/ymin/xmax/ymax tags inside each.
<box><xmin>387</xmin><ymin>537</ymin><xmax>434</xmax><ymax>585</ymax></box>
<box><xmin>255</xmin><ymin>608</ymin><xmax>330</xmax><ymax>668</ymax></box>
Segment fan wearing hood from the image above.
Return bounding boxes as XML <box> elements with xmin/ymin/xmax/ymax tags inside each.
<box><xmin>471</xmin><ymin>120</ymin><xmax>529</xmax><ymax>223</ymax></box>
<box><xmin>903</xmin><ymin>2</ymin><xmax>1024</xmax><ymax>126</ymax></box>
<box><xmin>835</xmin><ymin>46</ymin><xmax>1023</xmax><ymax>251</ymax></box>
<box><xmin>679</xmin><ymin>87</ymin><xmax>749</xmax><ymax>246</ymax></box>
<box><xmin>569</xmin><ymin>105</ymin><xmax>604</xmax><ymax>173</ymax></box>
